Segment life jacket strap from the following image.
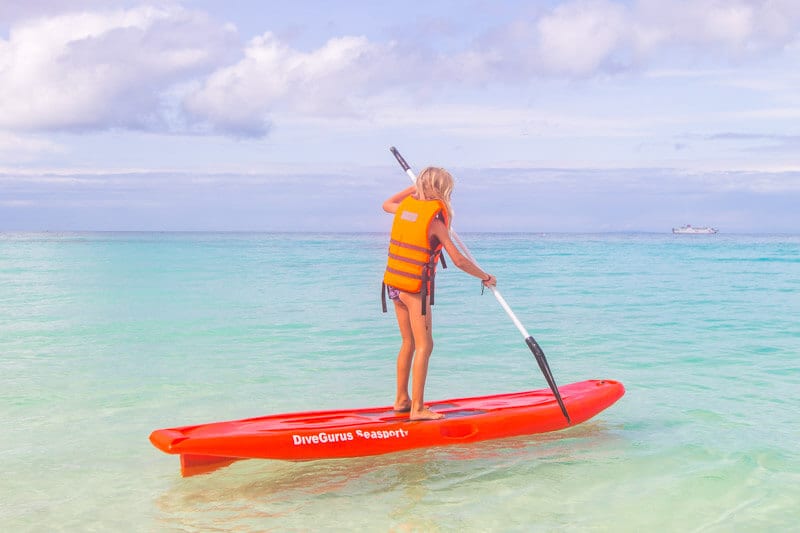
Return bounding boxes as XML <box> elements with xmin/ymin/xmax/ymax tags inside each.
<box><xmin>428</xmin><ymin>268</ymin><xmax>435</xmax><ymax>307</ymax></box>
<box><xmin>389</xmin><ymin>238</ymin><xmax>432</xmax><ymax>254</ymax></box>
<box><xmin>385</xmin><ymin>266</ymin><xmax>424</xmax><ymax>280</ymax></box>
<box><xmin>388</xmin><ymin>252</ymin><xmax>427</xmax><ymax>267</ymax></box>
<box><xmin>420</xmin><ymin>266</ymin><xmax>429</xmax><ymax>316</ymax></box>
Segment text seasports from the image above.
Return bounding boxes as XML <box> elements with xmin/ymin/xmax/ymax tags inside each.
<box><xmin>292</xmin><ymin>428</ymin><xmax>409</xmax><ymax>446</ymax></box>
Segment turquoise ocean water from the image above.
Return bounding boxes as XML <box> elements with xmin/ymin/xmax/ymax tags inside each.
<box><xmin>1</xmin><ymin>232</ymin><xmax>798</xmax><ymax>531</ymax></box>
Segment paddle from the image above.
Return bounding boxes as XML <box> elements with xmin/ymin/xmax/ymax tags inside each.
<box><xmin>389</xmin><ymin>146</ymin><xmax>571</xmax><ymax>424</ymax></box>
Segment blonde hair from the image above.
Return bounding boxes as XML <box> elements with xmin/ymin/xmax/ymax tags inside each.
<box><xmin>416</xmin><ymin>167</ymin><xmax>454</xmax><ymax>227</ymax></box>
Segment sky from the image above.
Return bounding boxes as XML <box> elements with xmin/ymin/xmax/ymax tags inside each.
<box><xmin>1</xmin><ymin>0</ymin><xmax>799</xmax><ymax>233</ymax></box>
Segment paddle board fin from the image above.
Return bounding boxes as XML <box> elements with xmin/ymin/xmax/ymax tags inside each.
<box><xmin>180</xmin><ymin>454</ymin><xmax>243</xmax><ymax>477</ymax></box>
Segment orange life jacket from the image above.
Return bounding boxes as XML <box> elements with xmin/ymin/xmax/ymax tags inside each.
<box><xmin>382</xmin><ymin>196</ymin><xmax>449</xmax><ymax>314</ymax></box>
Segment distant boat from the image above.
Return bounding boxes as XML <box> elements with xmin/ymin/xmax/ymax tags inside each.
<box><xmin>672</xmin><ymin>224</ymin><xmax>718</xmax><ymax>234</ymax></box>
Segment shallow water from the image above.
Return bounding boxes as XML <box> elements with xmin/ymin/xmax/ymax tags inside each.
<box><xmin>1</xmin><ymin>232</ymin><xmax>798</xmax><ymax>531</ymax></box>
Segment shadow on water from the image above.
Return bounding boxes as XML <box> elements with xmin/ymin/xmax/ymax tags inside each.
<box><xmin>153</xmin><ymin>421</ymin><xmax>624</xmax><ymax>530</ymax></box>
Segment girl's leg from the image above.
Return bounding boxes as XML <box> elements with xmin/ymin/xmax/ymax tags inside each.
<box><xmin>398</xmin><ymin>291</ymin><xmax>443</xmax><ymax>420</ymax></box>
<box><xmin>392</xmin><ymin>297</ymin><xmax>414</xmax><ymax>412</ymax></box>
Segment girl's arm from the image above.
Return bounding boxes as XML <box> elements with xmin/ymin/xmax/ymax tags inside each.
<box><xmin>382</xmin><ymin>185</ymin><xmax>417</xmax><ymax>214</ymax></box>
<box><xmin>430</xmin><ymin>220</ymin><xmax>496</xmax><ymax>287</ymax></box>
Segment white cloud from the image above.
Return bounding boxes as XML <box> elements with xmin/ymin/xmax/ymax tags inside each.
<box><xmin>632</xmin><ymin>0</ymin><xmax>800</xmax><ymax>55</ymax></box>
<box><xmin>182</xmin><ymin>32</ymin><xmax>389</xmax><ymax>136</ymax></box>
<box><xmin>535</xmin><ymin>0</ymin><xmax>629</xmax><ymax>75</ymax></box>
<box><xmin>462</xmin><ymin>0</ymin><xmax>800</xmax><ymax>79</ymax></box>
<box><xmin>182</xmin><ymin>0</ymin><xmax>800</xmax><ymax>136</ymax></box>
<box><xmin>2</xmin><ymin>0</ymin><xmax>800</xmax><ymax>140</ymax></box>
<box><xmin>0</xmin><ymin>5</ymin><xmax>236</xmax><ymax>132</ymax></box>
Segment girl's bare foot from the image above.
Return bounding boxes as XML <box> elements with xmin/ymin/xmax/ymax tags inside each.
<box><xmin>394</xmin><ymin>395</ymin><xmax>412</xmax><ymax>412</ymax></box>
<box><xmin>393</xmin><ymin>401</ymin><xmax>411</xmax><ymax>413</ymax></box>
<box><xmin>409</xmin><ymin>408</ymin><xmax>444</xmax><ymax>421</ymax></box>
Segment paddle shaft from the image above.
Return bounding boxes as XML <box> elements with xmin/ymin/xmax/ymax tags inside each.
<box><xmin>388</xmin><ymin>147</ymin><xmax>570</xmax><ymax>424</ymax></box>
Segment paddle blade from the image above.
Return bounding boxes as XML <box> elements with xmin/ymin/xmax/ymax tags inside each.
<box><xmin>525</xmin><ymin>336</ymin><xmax>571</xmax><ymax>424</ymax></box>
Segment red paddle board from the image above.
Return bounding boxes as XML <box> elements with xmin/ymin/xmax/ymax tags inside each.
<box><xmin>150</xmin><ymin>379</ymin><xmax>624</xmax><ymax>476</ymax></box>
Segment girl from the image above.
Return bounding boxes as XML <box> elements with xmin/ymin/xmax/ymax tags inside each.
<box><xmin>382</xmin><ymin>167</ymin><xmax>496</xmax><ymax>420</ymax></box>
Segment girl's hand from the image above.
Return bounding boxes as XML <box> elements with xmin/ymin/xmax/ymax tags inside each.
<box><xmin>482</xmin><ymin>274</ymin><xmax>497</xmax><ymax>288</ymax></box>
